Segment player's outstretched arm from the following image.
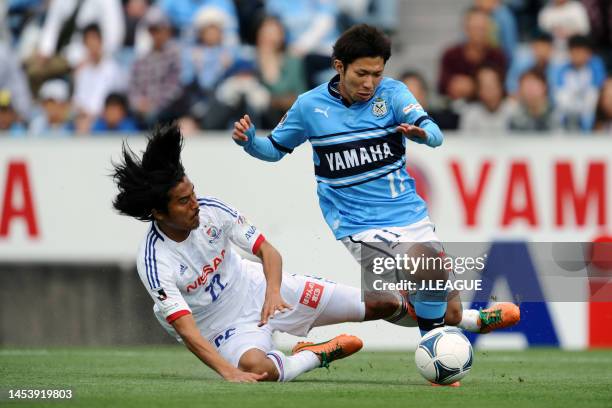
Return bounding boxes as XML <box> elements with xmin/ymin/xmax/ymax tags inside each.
<box><xmin>255</xmin><ymin>240</ymin><xmax>292</xmax><ymax>326</ymax></box>
<box><xmin>172</xmin><ymin>314</ymin><xmax>268</xmax><ymax>383</ymax></box>
<box><xmin>396</xmin><ymin>120</ymin><xmax>443</xmax><ymax>148</ymax></box>
<box><xmin>232</xmin><ymin>114</ymin><xmax>285</xmax><ymax>162</ymax></box>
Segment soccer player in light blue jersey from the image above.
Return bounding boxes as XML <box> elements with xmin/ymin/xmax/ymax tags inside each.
<box><xmin>232</xmin><ymin>24</ymin><xmax>520</xmax><ymax>342</ymax></box>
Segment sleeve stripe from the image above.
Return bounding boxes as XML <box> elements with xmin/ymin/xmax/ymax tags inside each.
<box><xmin>197</xmin><ymin>197</ymin><xmax>238</xmax><ymax>215</ymax></box>
<box><xmin>166</xmin><ymin>310</ymin><xmax>191</xmax><ymax>324</ymax></box>
<box><xmin>144</xmin><ymin>230</ymin><xmax>154</xmax><ymax>289</ymax></box>
<box><xmin>252</xmin><ymin>234</ymin><xmax>266</xmax><ymax>254</ymax></box>
<box><xmin>144</xmin><ymin>229</ymin><xmax>161</xmax><ymax>289</ymax></box>
<box><xmin>198</xmin><ymin>202</ymin><xmax>238</xmax><ymax>218</ymax></box>
<box><xmin>414</xmin><ymin>115</ymin><xmax>434</xmax><ymax>128</ymax></box>
<box><xmin>268</xmin><ymin>135</ymin><xmax>294</xmax><ymax>154</ymax></box>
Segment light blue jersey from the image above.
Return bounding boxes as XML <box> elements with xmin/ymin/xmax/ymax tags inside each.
<box><xmin>242</xmin><ymin>75</ymin><xmax>443</xmax><ymax>239</ymax></box>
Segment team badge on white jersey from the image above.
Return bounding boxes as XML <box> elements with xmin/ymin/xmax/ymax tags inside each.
<box><xmin>371</xmin><ymin>97</ymin><xmax>388</xmax><ymax>118</ymax></box>
<box><xmin>205</xmin><ymin>225</ymin><xmax>222</xmax><ymax>244</ymax></box>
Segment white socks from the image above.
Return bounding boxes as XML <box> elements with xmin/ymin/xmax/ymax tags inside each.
<box><xmin>458</xmin><ymin>309</ymin><xmax>481</xmax><ymax>333</ymax></box>
<box><xmin>266</xmin><ymin>350</ymin><xmax>320</xmax><ymax>382</ymax></box>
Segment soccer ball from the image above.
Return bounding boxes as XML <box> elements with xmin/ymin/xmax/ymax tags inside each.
<box><xmin>414</xmin><ymin>326</ymin><xmax>473</xmax><ymax>385</ymax></box>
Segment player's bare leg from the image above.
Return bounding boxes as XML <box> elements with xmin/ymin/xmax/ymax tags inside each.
<box><xmin>239</xmin><ymin>334</ymin><xmax>363</xmax><ymax>382</ymax></box>
<box><xmin>239</xmin><ymin>349</ymin><xmax>281</xmax><ymax>381</ymax></box>
<box><xmin>445</xmin><ymin>290</ymin><xmax>463</xmax><ymax>325</ymax></box>
<box><xmin>363</xmin><ymin>291</ymin><xmax>402</xmax><ymax>320</ymax></box>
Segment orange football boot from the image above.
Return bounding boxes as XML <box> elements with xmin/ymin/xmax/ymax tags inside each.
<box><xmin>479</xmin><ymin>303</ymin><xmax>521</xmax><ymax>333</ymax></box>
<box><xmin>431</xmin><ymin>381</ymin><xmax>461</xmax><ymax>387</ymax></box>
<box><xmin>292</xmin><ymin>334</ymin><xmax>363</xmax><ymax>367</ymax></box>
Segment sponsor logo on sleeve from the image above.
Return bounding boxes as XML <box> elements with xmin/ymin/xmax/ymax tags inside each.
<box><xmin>402</xmin><ymin>103</ymin><xmax>424</xmax><ymax>115</ymax></box>
<box><xmin>299</xmin><ymin>281</ymin><xmax>325</xmax><ymax>309</ymax></box>
<box><xmin>152</xmin><ymin>287</ymin><xmax>168</xmax><ymax>301</ymax></box>
<box><xmin>245</xmin><ymin>225</ymin><xmax>257</xmax><ymax>241</ymax></box>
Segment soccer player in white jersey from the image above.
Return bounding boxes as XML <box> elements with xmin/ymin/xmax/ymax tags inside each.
<box><xmin>112</xmin><ymin>124</ymin><xmax>411</xmax><ymax>383</ymax></box>
<box><xmin>232</xmin><ymin>24</ymin><xmax>520</xmax><ymax>339</ymax></box>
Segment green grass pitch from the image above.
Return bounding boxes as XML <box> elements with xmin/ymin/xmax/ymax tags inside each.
<box><xmin>2</xmin><ymin>347</ymin><xmax>612</xmax><ymax>408</ymax></box>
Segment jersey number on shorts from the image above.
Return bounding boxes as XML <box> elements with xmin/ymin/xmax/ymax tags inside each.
<box><xmin>373</xmin><ymin>229</ymin><xmax>402</xmax><ymax>248</ymax></box>
<box><xmin>387</xmin><ymin>170</ymin><xmax>406</xmax><ymax>198</ymax></box>
<box><xmin>205</xmin><ymin>274</ymin><xmax>226</xmax><ymax>302</ymax></box>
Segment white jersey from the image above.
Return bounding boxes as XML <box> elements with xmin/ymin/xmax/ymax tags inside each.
<box><xmin>136</xmin><ymin>196</ymin><xmax>265</xmax><ymax>339</ymax></box>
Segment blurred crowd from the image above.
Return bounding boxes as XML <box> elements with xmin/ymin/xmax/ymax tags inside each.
<box><xmin>0</xmin><ymin>0</ymin><xmax>611</xmax><ymax>136</ymax></box>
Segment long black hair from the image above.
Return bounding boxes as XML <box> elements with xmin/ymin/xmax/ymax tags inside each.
<box><xmin>112</xmin><ymin>123</ymin><xmax>185</xmax><ymax>221</ymax></box>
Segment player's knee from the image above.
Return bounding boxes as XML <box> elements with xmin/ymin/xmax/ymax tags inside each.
<box><xmin>238</xmin><ymin>349</ymin><xmax>270</xmax><ymax>375</ymax></box>
<box><xmin>364</xmin><ymin>291</ymin><xmax>398</xmax><ymax>320</ymax></box>
<box><xmin>445</xmin><ymin>305</ymin><xmax>463</xmax><ymax>326</ymax></box>
<box><xmin>405</xmin><ymin>243</ymin><xmax>448</xmax><ymax>282</ymax></box>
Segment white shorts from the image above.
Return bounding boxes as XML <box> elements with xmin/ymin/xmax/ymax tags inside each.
<box><xmin>159</xmin><ymin>262</ymin><xmax>364</xmax><ymax>367</ymax></box>
<box><xmin>211</xmin><ymin>278</ymin><xmax>363</xmax><ymax>367</ymax></box>
<box><xmin>340</xmin><ymin>217</ymin><xmax>441</xmax><ymax>264</ymax></box>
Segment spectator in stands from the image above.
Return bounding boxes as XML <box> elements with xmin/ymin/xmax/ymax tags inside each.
<box><xmin>0</xmin><ymin>1</ymin><xmax>9</xmax><ymax>44</ymax></box>
<box><xmin>231</xmin><ymin>0</ymin><xmax>265</xmax><ymax>44</ymax></box>
<box><xmin>581</xmin><ymin>0</ymin><xmax>612</xmax><ymax>71</ymax></box>
<box><xmin>91</xmin><ymin>93</ymin><xmax>138</xmax><ymax>134</ymax></box>
<box><xmin>6</xmin><ymin>0</ymin><xmax>48</xmax><ymax>62</ymax></box>
<box><xmin>0</xmin><ymin>90</ymin><xmax>27</xmax><ymax>136</ymax></box>
<box><xmin>0</xmin><ymin>43</ymin><xmax>32</xmax><ymax>121</ymax></box>
<box><xmin>474</xmin><ymin>0</ymin><xmax>519</xmax><ymax>61</ymax></box>
<box><xmin>159</xmin><ymin>0</ymin><xmax>239</xmax><ymax>44</ymax></box>
<box><xmin>460</xmin><ymin>66</ymin><xmax>513</xmax><ymax>132</ymax></box>
<box><xmin>506</xmin><ymin>32</ymin><xmax>560</xmax><ymax>96</ymax></box>
<box><xmin>255</xmin><ymin>16</ymin><xmax>307</xmax><ymax>128</ymax></box>
<box><xmin>177</xmin><ymin>115</ymin><xmax>201</xmax><ymax>136</ymax></box>
<box><xmin>266</xmin><ymin>0</ymin><xmax>340</xmax><ymax>87</ymax></box>
<box><xmin>122</xmin><ymin>0</ymin><xmax>151</xmax><ymax>49</ymax></box>
<box><xmin>538</xmin><ymin>0</ymin><xmax>590</xmax><ymax>59</ymax></box>
<box><xmin>128</xmin><ymin>7</ymin><xmax>182</xmax><ymax>128</ymax></box>
<box><xmin>438</xmin><ymin>8</ymin><xmax>507</xmax><ymax>102</ymax></box>
<box><xmin>336</xmin><ymin>0</ymin><xmax>399</xmax><ymax>33</ymax></box>
<box><xmin>505</xmin><ymin>0</ymin><xmax>547</xmax><ymax>41</ymax></box>
<box><xmin>208</xmin><ymin>58</ymin><xmax>270</xmax><ymax>129</ymax></box>
<box><xmin>118</xmin><ymin>0</ymin><xmax>153</xmax><ymax>68</ymax></box>
<box><xmin>29</xmin><ymin>79</ymin><xmax>74</xmax><ymax>136</ymax></box>
<box><xmin>72</xmin><ymin>23</ymin><xmax>126</xmax><ymax>133</ymax></box>
<box><xmin>553</xmin><ymin>35</ymin><xmax>606</xmax><ymax>131</ymax></box>
<box><xmin>399</xmin><ymin>71</ymin><xmax>460</xmax><ymax>130</ymax></box>
<box><xmin>594</xmin><ymin>77</ymin><xmax>612</xmax><ymax>133</ymax></box>
<box><xmin>179</xmin><ymin>7</ymin><xmax>238</xmax><ymax>126</ymax></box>
<box><xmin>508</xmin><ymin>69</ymin><xmax>560</xmax><ymax>131</ymax></box>
<box><xmin>181</xmin><ymin>7</ymin><xmax>236</xmax><ymax>93</ymax></box>
<box><xmin>34</xmin><ymin>0</ymin><xmax>124</xmax><ymax>67</ymax></box>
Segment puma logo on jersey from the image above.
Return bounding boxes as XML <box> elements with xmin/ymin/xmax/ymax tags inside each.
<box><xmin>314</xmin><ymin>107</ymin><xmax>329</xmax><ymax>118</ymax></box>
<box><xmin>324</xmin><ymin>143</ymin><xmax>393</xmax><ymax>172</ymax></box>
